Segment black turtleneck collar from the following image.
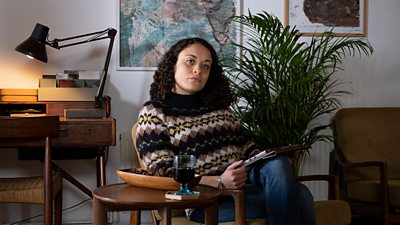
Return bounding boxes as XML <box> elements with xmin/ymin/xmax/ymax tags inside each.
<box><xmin>147</xmin><ymin>92</ymin><xmax>226</xmax><ymax>116</ymax></box>
<box><xmin>164</xmin><ymin>92</ymin><xmax>204</xmax><ymax>109</ymax></box>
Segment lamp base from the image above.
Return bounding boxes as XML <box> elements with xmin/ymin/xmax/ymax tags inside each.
<box><xmin>64</xmin><ymin>108</ymin><xmax>106</xmax><ymax>118</ymax></box>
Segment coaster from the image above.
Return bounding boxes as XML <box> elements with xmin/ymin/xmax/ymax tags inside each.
<box><xmin>165</xmin><ymin>191</ymin><xmax>200</xmax><ymax>200</ymax></box>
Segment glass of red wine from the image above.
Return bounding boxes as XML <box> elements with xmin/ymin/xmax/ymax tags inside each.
<box><xmin>173</xmin><ymin>154</ymin><xmax>197</xmax><ymax>195</ymax></box>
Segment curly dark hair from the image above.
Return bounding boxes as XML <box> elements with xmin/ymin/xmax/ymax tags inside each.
<box><xmin>150</xmin><ymin>37</ymin><xmax>235</xmax><ymax>108</ymax></box>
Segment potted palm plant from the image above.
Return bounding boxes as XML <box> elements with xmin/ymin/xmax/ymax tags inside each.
<box><xmin>222</xmin><ymin>11</ymin><xmax>373</xmax><ymax>174</ymax></box>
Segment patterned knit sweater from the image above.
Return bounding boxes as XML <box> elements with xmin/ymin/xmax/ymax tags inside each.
<box><xmin>135</xmin><ymin>93</ymin><xmax>257</xmax><ymax>177</ymax></box>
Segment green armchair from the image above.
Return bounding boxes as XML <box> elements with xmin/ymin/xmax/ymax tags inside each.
<box><xmin>332</xmin><ymin>107</ymin><xmax>400</xmax><ymax>225</ymax></box>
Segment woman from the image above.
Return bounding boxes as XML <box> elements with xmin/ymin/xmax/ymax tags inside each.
<box><xmin>135</xmin><ymin>37</ymin><xmax>316</xmax><ymax>225</ymax></box>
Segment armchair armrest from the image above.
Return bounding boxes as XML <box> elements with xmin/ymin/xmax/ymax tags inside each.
<box><xmin>297</xmin><ymin>175</ymin><xmax>340</xmax><ymax>200</ymax></box>
<box><xmin>333</xmin><ymin>148</ymin><xmax>387</xmax><ymax>177</ymax></box>
<box><xmin>340</xmin><ymin>160</ymin><xmax>386</xmax><ymax>170</ymax></box>
<box><xmin>334</xmin><ymin>158</ymin><xmax>389</xmax><ymax>207</ymax></box>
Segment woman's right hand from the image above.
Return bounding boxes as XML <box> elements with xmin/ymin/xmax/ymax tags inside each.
<box><xmin>220</xmin><ymin>160</ymin><xmax>249</xmax><ymax>189</ymax></box>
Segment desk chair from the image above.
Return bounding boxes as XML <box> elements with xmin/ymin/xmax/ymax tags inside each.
<box><xmin>0</xmin><ymin>116</ymin><xmax>62</xmax><ymax>225</ymax></box>
<box><xmin>130</xmin><ymin>123</ymin><xmax>351</xmax><ymax>225</ymax></box>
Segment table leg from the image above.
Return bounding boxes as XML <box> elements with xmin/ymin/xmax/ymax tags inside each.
<box><xmin>130</xmin><ymin>210</ymin><xmax>141</xmax><ymax>225</ymax></box>
<box><xmin>159</xmin><ymin>207</ymin><xmax>172</xmax><ymax>225</ymax></box>
<box><xmin>93</xmin><ymin>197</ymin><xmax>107</xmax><ymax>225</ymax></box>
<box><xmin>97</xmin><ymin>147</ymin><xmax>106</xmax><ymax>186</ymax></box>
<box><xmin>204</xmin><ymin>201</ymin><xmax>219</xmax><ymax>225</ymax></box>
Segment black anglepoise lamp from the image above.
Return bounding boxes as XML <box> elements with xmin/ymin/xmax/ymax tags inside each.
<box><xmin>15</xmin><ymin>23</ymin><xmax>117</xmax><ymax>110</ymax></box>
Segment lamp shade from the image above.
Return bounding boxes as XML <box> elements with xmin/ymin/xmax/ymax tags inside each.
<box><xmin>15</xmin><ymin>23</ymin><xmax>49</xmax><ymax>62</ymax></box>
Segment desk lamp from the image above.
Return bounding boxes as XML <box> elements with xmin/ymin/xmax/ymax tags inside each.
<box><xmin>15</xmin><ymin>23</ymin><xmax>117</xmax><ymax>113</ymax></box>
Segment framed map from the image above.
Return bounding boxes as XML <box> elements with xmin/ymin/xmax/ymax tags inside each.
<box><xmin>284</xmin><ymin>0</ymin><xmax>367</xmax><ymax>37</ymax></box>
<box><xmin>119</xmin><ymin>0</ymin><xmax>242</xmax><ymax>70</ymax></box>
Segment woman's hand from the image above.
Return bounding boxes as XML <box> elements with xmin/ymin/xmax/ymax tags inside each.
<box><xmin>220</xmin><ymin>160</ymin><xmax>249</xmax><ymax>189</ymax></box>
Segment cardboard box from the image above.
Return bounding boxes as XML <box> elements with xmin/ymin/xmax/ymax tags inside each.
<box><xmin>39</xmin><ymin>79</ymin><xmax>57</xmax><ymax>87</ymax></box>
<box><xmin>38</xmin><ymin>88</ymin><xmax>97</xmax><ymax>101</ymax></box>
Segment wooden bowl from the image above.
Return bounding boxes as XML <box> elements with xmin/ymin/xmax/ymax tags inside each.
<box><xmin>116</xmin><ymin>168</ymin><xmax>201</xmax><ymax>191</ymax></box>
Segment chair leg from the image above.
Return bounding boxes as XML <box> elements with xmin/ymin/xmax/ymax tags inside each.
<box><xmin>55</xmin><ymin>182</ymin><xmax>63</xmax><ymax>225</ymax></box>
<box><xmin>383</xmin><ymin>211</ymin><xmax>389</xmax><ymax>225</ymax></box>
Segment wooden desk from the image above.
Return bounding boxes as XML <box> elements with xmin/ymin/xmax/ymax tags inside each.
<box><xmin>55</xmin><ymin>117</ymin><xmax>116</xmax><ymax>196</ymax></box>
<box><xmin>93</xmin><ymin>184</ymin><xmax>221</xmax><ymax>225</ymax></box>
<box><xmin>0</xmin><ymin>100</ymin><xmax>116</xmax><ymax>197</ymax></box>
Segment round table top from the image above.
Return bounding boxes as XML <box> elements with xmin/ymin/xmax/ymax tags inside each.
<box><xmin>93</xmin><ymin>183</ymin><xmax>222</xmax><ymax>210</ymax></box>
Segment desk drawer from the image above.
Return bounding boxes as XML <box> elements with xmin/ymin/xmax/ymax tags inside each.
<box><xmin>54</xmin><ymin>119</ymin><xmax>116</xmax><ymax>147</ymax></box>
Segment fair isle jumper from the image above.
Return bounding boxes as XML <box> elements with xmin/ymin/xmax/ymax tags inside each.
<box><xmin>135</xmin><ymin>93</ymin><xmax>257</xmax><ymax>177</ymax></box>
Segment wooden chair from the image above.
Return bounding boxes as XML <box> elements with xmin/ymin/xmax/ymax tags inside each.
<box><xmin>131</xmin><ymin>123</ymin><xmax>351</xmax><ymax>225</ymax></box>
<box><xmin>0</xmin><ymin>116</ymin><xmax>62</xmax><ymax>225</ymax></box>
<box><xmin>332</xmin><ymin>107</ymin><xmax>400</xmax><ymax>225</ymax></box>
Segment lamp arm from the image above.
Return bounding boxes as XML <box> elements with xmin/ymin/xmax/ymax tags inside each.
<box><xmin>46</xmin><ymin>28</ymin><xmax>117</xmax><ymax>109</ymax></box>
<box><xmin>47</xmin><ymin>28</ymin><xmax>112</xmax><ymax>49</ymax></box>
<box><xmin>95</xmin><ymin>29</ymin><xmax>116</xmax><ymax>108</ymax></box>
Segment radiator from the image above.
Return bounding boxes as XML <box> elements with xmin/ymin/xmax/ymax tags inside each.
<box><xmin>119</xmin><ymin>131</ymin><xmax>136</xmax><ymax>169</ymax></box>
<box><xmin>302</xmin><ymin>141</ymin><xmax>333</xmax><ymax>200</ymax></box>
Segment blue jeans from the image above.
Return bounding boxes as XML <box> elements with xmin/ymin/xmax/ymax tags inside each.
<box><xmin>190</xmin><ymin>155</ymin><xmax>316</xmax><ymax>225</ymax></box>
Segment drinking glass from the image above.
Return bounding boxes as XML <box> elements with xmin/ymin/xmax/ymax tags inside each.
<box><xmin>173</xmin><ymin>154</ymin><xmax>197</xmax><ymax>195</ymax></box>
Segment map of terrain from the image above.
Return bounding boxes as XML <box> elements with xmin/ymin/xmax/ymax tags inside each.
<box><xmin>120</xmin><ymin>0</ymin><xmax>237</xmax><ymax>68</ymax></box>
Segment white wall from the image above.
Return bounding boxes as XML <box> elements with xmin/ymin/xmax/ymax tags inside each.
<box><xmin>0</xmin><ymin>0</ymin><xmax>399</xmax><ymax>224</ymax></box>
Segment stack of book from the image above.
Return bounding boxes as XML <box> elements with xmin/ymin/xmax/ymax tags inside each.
<box><xmin>0</xmin><ymin>88</ymin><xmax>38</xmax><ymax>102</ymax></box>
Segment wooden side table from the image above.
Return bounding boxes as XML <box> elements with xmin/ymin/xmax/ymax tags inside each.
<box><xmin>92</xmin><ymin>183</ymin><xmax>221</xmax><ymax>225</ymax></box>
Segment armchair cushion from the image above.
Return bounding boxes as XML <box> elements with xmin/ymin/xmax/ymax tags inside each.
<box><xmin>315</xmin><ymin>200</ymin><xmax>351</xmax><ymax>225</ymax></box>
<box><xmin>347</xmin><ymin>180</ymin><xmax>400</xmax><ymax>208</ymax></box>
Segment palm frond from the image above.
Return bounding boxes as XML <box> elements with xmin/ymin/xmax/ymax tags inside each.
<box><xmin>221</xmin><ymin>11</ymin><xmax>373</xmax><ymax>174</ymax></box>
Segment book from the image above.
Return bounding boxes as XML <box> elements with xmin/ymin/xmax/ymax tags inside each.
<box><xmin>241</xmin><ymin>144</ymin><xmax>311</xmax><ymax>168</ymax></box>
<box><xmin>165</xmin><ymin>191</ymin><xmax>200</xmax><ymax>200</ymax></box>
<box><xmin>274</xmin><ymin>144</ymin><xmax>311</xmax><ymax>154</ymax></box>
<box><xmin>79</xmin><ymin>70</ymin><xmax>101</xmax><ymax>80</ymax></box>
<box><xmin>64</xmin><ymin>109</ymin><xmax>106</xmax><ymax>118</ymax></box>
<box><xmin>10</xmin><ymin>113</ymin><xmax>47</xmax><ymax>117</ymax></box>
<box><xmin>42</xmin><ymin>74</ymin><xmax>57</xmax><ymax>79</ymax></box>
<box><xmin>58</xmin><ymin>79</ymin><xmax>75</xmax><ymax>88</ymax></box>
<box><xmin>0</xmin><ymin>88</ymin><xmax>38</xmax><ymax>96</ymax></box>
<box><xmin>0</xmin><ymin>95</ymin><xmax>37</xmax><ymax>101</ymax></box>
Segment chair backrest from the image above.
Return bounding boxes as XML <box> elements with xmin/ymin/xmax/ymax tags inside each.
<box><xmin>0</xmin><ymin>116</ymin><xmax>60</xmax><ymax>140</ymax></box>
<box><xmin>131</xmin><ymin>122</ymin><xmax>145</xmax><ymax>169</ymax></box>
<box><xmin>332</xmin><ymin>107</ymin><xmax>400</xmax><ymax>180</ymax></box>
